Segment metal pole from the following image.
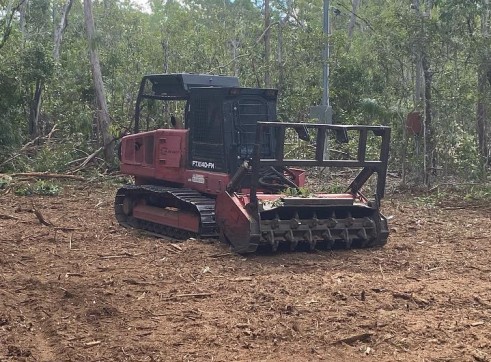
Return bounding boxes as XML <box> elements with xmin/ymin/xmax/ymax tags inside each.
<box><xmin>322</xmin><ymin>0</ymin><xmax>330</xmax><ymax>107</ymax></box>
<box><xmin>310</xmin><ymin>0</ymin><xmax>332</xmax><ymax>127</ymax></box>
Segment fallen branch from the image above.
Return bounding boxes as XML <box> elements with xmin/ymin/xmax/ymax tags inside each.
<box><xmin>207</xmin><ymin>252</ymin><xmax>235</xmax><ymax>258</ymax></box>
<box><xmin>19</xmin><ymin>136</ymin><xmax>41</xmax><ymax>151</ymax></box>
<box><xmin>72</xmin><ymin>147</ymin><xmax>103</xmax><ymax>172</ymax></box>
<box><xmin>333</xmin><ymin>332</ymin><xmax>374</xmax><ymax>345</ymax></box>
<box><xmin>98</xmin><ymin>252</ymin><xmax>142</xmax><ymax>259</ymax></box>
<box><xmin>11</xmin><ymin>172</ymin><xmax>85</xmax><ymax>181</ymax></box>
<box><xmin>392</xmin><ymin>292</ymin><xmax>412</xmax><ymax>300</ymax></box>
<box><xmin>473</xmin><ymin>295</ymin><xmax>491</xmax><ymax>308</ymax></box>
<box><xmin>122</xmin><ymin>279</ymin><xmax>156</xmax><ymax>286</ymax></box>
<box><xmin>46</xmin><ymin>124</ymin><xmax>58</xmax><ymax>139</ymax></box>
<box><xmin>0</xmin><ymin>124</ymin><xmax>59</xmax><ymax>168</ymax></box>
<box><xmin>229</xmin><ymin>277</ymin><xmax>254</xmax><ymax>282</ymax></box>
<box><xmin>164</xmin><ymin>292</ymin><xmax>214</xmax><ymax>301</ymax></box>
<box><xmin>0</xmin><ymin>213</ymin><xmax>19</xmax><ymax>220</ymax></box>
<box><xmin>32</xmin><ymin>204</ymin><xmax>52</xmax><ymax>226</ymax></box>
<box><xmin>54</xmin><ymin>226</ymin><xmax>82</xmax><ymax>232</ymax></box>
<box><xmin>139</xmin><ymin>230</ymin><xmax>180</xmax><ymax>241</ymax></box>
<box><xmin>0</xmin><ymin>153</ymin><xmax>22</xmax><ymax>168</ymax></box>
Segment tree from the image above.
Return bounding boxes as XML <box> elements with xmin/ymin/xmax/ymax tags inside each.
<box><xmin>263</xmin><ymin>0</ymin><xmax>271</xmax><ymax>87</ymax></box>
<box><xmin>476</xmin><ymin>0</ymin><xmax>490</xmax><ymax>168</ymax></box>
<box><xmin>0</xmin><ymin>0</ymin><xmax>26</xmax><ymax>49</ymax></box>
<box><xmin>83</xmin><ymin>0</ymin><xmax>114</xmax><ymax>164</ymax></box>
<box><xmin>53</xmin><ymin>0</ymin><xmax>74</xmax><ymax>62</ymax></box>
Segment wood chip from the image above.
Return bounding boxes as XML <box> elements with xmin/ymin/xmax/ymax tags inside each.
<box><xmin>413</xmin><ymin>295</ymin><xmax>430</xmax><ymax>305</ymax></box>
<box><xmin>84</xmin><ymin>341</ymin><xmax>101</xmax><ymax>347</ymax></box>
<box><xmin>170</xmin><ymin>243</ymin><xmax>182</xmax><ymax>251</ymax></box>
<box><xmin>471</xmin><ymin>321</ymin><xmax>485</xmax><ymax>326</ymax></box>
<box><xmin>65</xmin><ymin>273</ymin><xmax>84</xmax><ymax>278</ymax></box>
<box><xmin>229</xmin><ymin>277</ymin><xmax>254</xmax><ymax>282</ymax></box>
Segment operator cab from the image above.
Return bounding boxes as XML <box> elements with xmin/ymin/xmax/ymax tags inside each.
<box><xmin>134</xmin><ymin>73</ymin><xmax>278</xmax><ymax>175</ymax></box>
<box><xmin>187</xmin><ymin>86</ymin><xmax>277</xmax><ymax>174</ymax></box>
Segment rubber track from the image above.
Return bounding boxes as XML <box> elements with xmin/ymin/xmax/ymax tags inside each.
<box><xmin>115</xmin><ymin>185</ymin><xmax>387</xmax><ymax>252</ymax></box>
<box><xmin>114</xmin><ymin>184</ymin><xmax>217</xmax><ymax>239</ymax></box>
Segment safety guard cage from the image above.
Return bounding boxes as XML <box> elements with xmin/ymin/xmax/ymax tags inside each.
<box><xmin>249</xmin><ymin>122</ymin><xmax>391</xmax><ymax>205</ymax></box>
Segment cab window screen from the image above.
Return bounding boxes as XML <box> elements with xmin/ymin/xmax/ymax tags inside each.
<box><xmin>190</xmin><ymin>94</ymin><xmax>225</xmax><ymax>171</ymax></box>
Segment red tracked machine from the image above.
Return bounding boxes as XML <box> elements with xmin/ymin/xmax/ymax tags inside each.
<box><xmin>115</xmin><ymin>73</ymin><xmax>391</xmax><ymax>253</ymax></box>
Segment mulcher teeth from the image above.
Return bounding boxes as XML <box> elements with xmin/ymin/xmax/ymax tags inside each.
<box><xmin>258</xmin><ymin>207</ymin><xmax>386</xmax><ymax>252</ymax></box>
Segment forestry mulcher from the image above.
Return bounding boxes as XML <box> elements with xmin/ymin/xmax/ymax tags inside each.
<box><xmin>115</xmin><ymin>73</ymin><xmax>391</xmax><ymax>253</ymax></box>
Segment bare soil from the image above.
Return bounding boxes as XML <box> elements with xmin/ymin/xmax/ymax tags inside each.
<box><xmin>1</xmin><ymin>182</ymin><xmax>491</xmax><ymax>361</ymax></box>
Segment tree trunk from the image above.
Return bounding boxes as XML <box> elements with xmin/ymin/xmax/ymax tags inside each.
<box><xmin>19</xmin><ymin>0</ymin><xmax>27</xmax><ymax>40</ymax></box>
<box><xmin>348</xmin><ymin>0</ymin><xmax>360</xmax><ymax>39</ymax></box>
<box><xmin>412</xmin><ymin>0</ymin><xmax>423</xmax><ymax>110</ymax></box>
<box><xmin>263</xmin><ymin>0</ymin><xmax>271</xmax><ymax>87</ymax></box>
<box><xmin>161</xmin><ymin>38</ymin><xmax>169</xmax><ymax>73</ymax></box>
<box><xmin>422</xmin><ymin>55</ymin><xmax>436</xmax><ymax>186</ymax></box>
<box><xmin>28</xmin><ymin>80</ymin><xmax>43</xmax><ymax>138</ymax></box>
<box><xmin>26</xmin><ymin>0</ymin><xmax>73</xmax><ymax>140</ymax></box>
<box><xmin>53</xmin><ymin>0</ymin><xmax>74</xmax><ymax>62</ymax></box>
<box><xmin>277</xmin><ymin>18</ymin><xmax>285</xmax><ymax>94</ymax></box>
<box><xmin>230</xmin><ymin>39</ymin><xmax>240</xmax><ymax>77</ymax></box>
<box><xmin>476</xmin><ymin>73</ymin><xmax>488</xmax><ymax>164</ymax></box>
<box><xmin>83</xmin><ymin>0</ymin><xmax>114</xmax><ymax>164</ymax></box>
<box><xmin>476</xmin><ymin>0</ymin><xmax>490</xmax><ymax>167</ymax></box>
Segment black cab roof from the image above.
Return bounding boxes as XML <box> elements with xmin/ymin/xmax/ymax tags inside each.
<box><xmin>139</xmin><ymin>73</ymin><xmax>240</xmax><ymax>99</ymax></box>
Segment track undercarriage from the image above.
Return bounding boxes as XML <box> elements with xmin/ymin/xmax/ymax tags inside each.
<box><xmin>114</xmin><ymin>184</ymin><xmax>388</xmax><ymax>253</ymax></box>
<box><xmin>114</xmin><ymin>185</ymin><xmax>217</xmax><ymax>240</ymax></box>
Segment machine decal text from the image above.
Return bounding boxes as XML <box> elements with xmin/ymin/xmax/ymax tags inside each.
<box><xmin>190</xmin><ymin>174</ymin><xmax>205</xmax><ymax>184</ymax></box>
<box><xmin>192</xmin><ymin>161</ymin><xmax>215</xmax><ymax>169</ymax></box>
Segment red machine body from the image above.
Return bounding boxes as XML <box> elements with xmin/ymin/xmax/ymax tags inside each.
<box><xmin>115</xmin><ymin>73</ymin><xmax>391</xmax><ymax>253</ymax></box>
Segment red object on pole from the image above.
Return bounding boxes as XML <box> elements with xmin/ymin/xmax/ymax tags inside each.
<box><xmin>406</xmin><ymin>111</ymin><xmax>422</xmax><ymax>136</ymax></box>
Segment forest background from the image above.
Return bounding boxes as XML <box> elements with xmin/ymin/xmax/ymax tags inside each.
<box><xmin>1</xmin><ymin>0</ymin><xmax>490</xmax><ymax>188</ymax></box>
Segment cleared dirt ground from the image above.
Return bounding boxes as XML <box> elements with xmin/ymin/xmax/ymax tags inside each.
<box><xmin>1</xmin><ymin>181</ymin><xmax>491</xmax><ymax>361</ymax></box>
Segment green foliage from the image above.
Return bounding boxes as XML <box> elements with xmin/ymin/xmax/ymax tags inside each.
<box><xmin>13</xmin><ymin>180</ymin><xmax>61</xmax><ymax>196</ymax></box>
<box><xmin>0</xmin><ymin>0</ymin><xmax>489</xmax><ymax>185</ymax></box>
<box><xmin>0</xmin><ymin>175</ymin><xmax>12</xmax><ymax>189</ymax></box>
<box><xmin>0</xmin><ymin>73</ymin><xmax>23</xmax><ymax>149</ymax></box>
<box><xmin>13</xmin><ymin>183</ymin><xmax>34</xmax><ymax>196</ymax></box>
<box><xmin>5</xmin><ymin>142</ymin><xmax>85</xmax><ymax>173</ymax></box>
<box><xmin>283</xmin><ymin>186</ymin><xmax>312</xmax><ymax>197</ymax></box>
<box><xmin>33</xmin><ymin>180</ymin><xmax>61</xmax><ymax>196</ymax></box>
<box><xmin>30</xmin><ymin>144</ymin><xmax>76</xmax><ymax>172</ymax></box>
<box><xmin>412</xmin><ymin>194</ymin><xmax>440</xmax><ymax>207</ymax></box>
<box><xmin>462</xmin><ymin>184</ymin><xmax>491</xmax><ymax>200</ymax></box>
<box><xmin>21</xmin><ymin>43</ymin><xmax>54</xmax><ymax>83</ymax></box>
